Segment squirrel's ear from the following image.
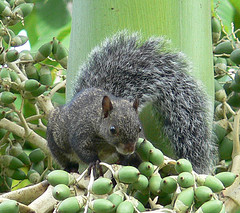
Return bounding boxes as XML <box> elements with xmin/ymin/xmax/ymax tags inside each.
<box><xmin>102</xmin><ymin>96</ymin><xmax>113</xmax><ymax>118</ymax></box>
<box><xmin>133</xmin><ymin>98</ymin><xmax>139</xmax><ymax>112</ymax></box>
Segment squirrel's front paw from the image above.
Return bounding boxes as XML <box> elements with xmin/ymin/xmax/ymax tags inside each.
<box><xmin>88</xmin><ymin>160</ymin><xmax>104</xmax><ymax>178</ymax></box>
<box><xmin>64</xmin><ymin>162</ymin><xmax>79</xmax><ymax>173</ymax></box>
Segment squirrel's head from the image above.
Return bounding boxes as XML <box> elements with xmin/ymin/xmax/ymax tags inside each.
<box><xmin>100</xmin><ymin>95</ymin><xmax>141</xmax><ymax>155</ymax></box>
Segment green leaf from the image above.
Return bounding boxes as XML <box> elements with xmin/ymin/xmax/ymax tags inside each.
<box><xmin>214</xmin><ymin>0</ymin><xmax>234</xmax><ymax>33</ymax></box>
<box><xmin>229</xmin><ymin>0</ymin><xmax>240</xmax><ymax>14</ymax></box>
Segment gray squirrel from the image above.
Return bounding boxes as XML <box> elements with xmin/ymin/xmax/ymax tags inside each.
<box><xmin>47</xmin><ymin>32</ymin><xmax>216</xmax><ymax>173</ymax></box>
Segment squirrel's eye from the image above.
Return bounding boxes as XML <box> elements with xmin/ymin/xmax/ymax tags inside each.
<box><xmin>110</xmin><ymin>126</ymin><xmax>117</xmax><ymax>135</ymax></box>
<box><xmin>139</xmin><ymin>126</ymin><xmax>142</xmax><ymax>133</ymax></box>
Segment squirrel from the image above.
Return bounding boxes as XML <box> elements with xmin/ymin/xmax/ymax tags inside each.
<box><xmin>47</xmin><ymin>31</ymin><xmax>216</xmax><ymax>173</ymax></box>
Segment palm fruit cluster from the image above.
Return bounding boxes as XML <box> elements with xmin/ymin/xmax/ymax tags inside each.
<box><xmin>212</xmin><ymin>14</ymin><xmax>240</xmax><ymax>170</ymax></box>
<box><xmin>0</xmin><ymin>0</ymin><xmax>68</xmax><ymax>196</ymax></box>
<box><xmin>0</xmin><ymin>145</ymin><xmax>50</xmax><ymax>192</ymax></box>
<box><xmin>44</xmin><ymin>138</ymin><xmax>237</xmax><ymax>213</ymax></box>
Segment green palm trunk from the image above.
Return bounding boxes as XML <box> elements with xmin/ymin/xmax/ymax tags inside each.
<box><xmin>67</xmin><ymin>0</ymin><xmax>213</xmax><ymax>156</ymax></box>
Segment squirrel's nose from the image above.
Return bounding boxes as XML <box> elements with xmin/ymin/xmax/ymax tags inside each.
<box><xmin>116</xmin><ymin>142</ymin><xmax>136</xmax><ymax>155</ymax></box>
<box><xmin>124</xmin><ymin>143</ymin><xmax>136</xmax><ymax>153</ymax></box>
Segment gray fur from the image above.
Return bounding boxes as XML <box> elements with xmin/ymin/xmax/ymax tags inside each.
<box><xmin>72</xmin><ymin>32</ymin><xmax>216</xmax><ymax>173</ymax></box>
<box><xmin>47</xmin><ymin>88</ymin><xmax>141</xmax><ymax>169</ymax></box>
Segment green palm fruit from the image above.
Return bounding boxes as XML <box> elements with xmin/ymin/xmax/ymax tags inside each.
<box><xmin>92</xmin><ymin>177</ymin><xmax>113</xmax><ymax>195</ymax></box>
<box><xmin>136</xmin><ymin>138</ymin><xmax>154</xmax><ymax>161</ymax></box>
<box><xmin>55</xmin><ymin>42</ymin><xmax>68</xmax><ymax>69</ymax></box>
<box><xmin>196</xmin><ymin>200</ymin><xmax>223</xmax><ymax>213</ymax></box>
<box><xmin>234</xmin><ymin>69</ymin><xmax>240</xmax><ymax>84</ymax></box>
<box><xmin>19</xmin><ymin>50</ymin><xmax>33</xmax><ymax>61</ymax></box>
<box><xmin>0</xmin><ymin>108</ymin><xmax>6</xmax><ymax>119</ymax></box>
<box><xmin>230</xmin><ymin>79</ymin><xmax>240</xmax><ymax>93</ymax></box>
<box><xmin>149</xmin><ymin>173</ymin><xmax>162</xmax><ymax>195</ymax></box>
<box><xmin>133</xmin><ymin>199</ymin><xmax>145</xmax><ymax>212</ymax></box>
<box><xmin>9</xmin><ymin>70</ymin><xmax>21</xmax><ymax>84</ymax></box>
<box><xmin>116</xmin><ymin>200</ymin><xmax>134</xmax><ymax>213</ymax></box>
<box><xmin>38</xmin><ymin>66</ymin><xmax>52</xmax><ymax>86</ymax></box>
<box><xmin>219</xmin><ymin>131</ymin><xmax>233</xmax><ymax>160</ymax></box>
<box><xmin>90</xmin><ymin>199</ymin><xmax>115</xmax><ymax>213</ymax></box>
<box><xmin>0</xmin><ymin>92</ymin><xmax>16</xmax><ymax>105</ymax></box>
<box><xmin>0</xmin><ymin>175</ymin><xmax>12</xmax><ymax>193</ymax></box>
<box><xmin>14</xmin><ymin>0</ymin><xmax>27</xmax><ymax>6</ymax></box>
<box><xmin>6</xmin><ymin>49</ymin><xmax>19</xmax><ymax>62</ymax></box>
<box><xmin>22</xmin><ymin>79</ymin><xmax>41</xmax><ymax>92</ymax></box>
<box><xmin>0</xmin><ymin>51</ymin><xmax>4</xmax><ymax>64</ymax></box>
<box><xmin>214</xmin><ymin>41</ymin><xmax>234</xmax><ymax>54</ymax></box>
<box><xmin>160</xmin><ymin>177</ymin><xmax>178</xmax><ymax>194</ymax></box>
<box><xmin>13</xmin><ymin>3</ymin><xmax>34</xmax><ymax>18</ymax></box>
<box><xmin>0</xmin><ymin>200</ymin><xmax>19</xmax><ymax>213</ymax></box>
<box><xmin>133</xmin><ymin>190</ymin><xmax>149</xmax><ymax>206</ymax></box>
<box><xmin>8</xmin><ymin>146</ymin><xmax>31</xmax><ymax>165</ymax></box>
<box><xmin>228</xmin><ymin>92</ymin><xmax>240</xmax><ymax>108</ymax></box>
<box><xmin>158</xmin><ymin>191</ymin><xmax>173</xmax><ymax>206</ymax></box>
<box><xmin>195</xmin><ymin>186</ymin><xmax>213</xmax><ymax>203</ymax></box>
<box><xmin>5</xmin><ymin>168</ymin><xmax>27</xmax><ymax>180</ymax></box>
<box><xmin>10</xmin><ymin>35</ymin><xmax>28</xmax><ymax>47</ymax></box>
<box><xmin>0</xmin><ymin>27</ymin><xmax>7</xmax><ymax>36</ymax></box>
<box><xmin>131</xmin><ymin>174</ymin><xmax>149</xmax><ymax>191</ymax></box>
<box><xmin>212</xmin><ymin>17</ymin><xmax>221</xmax><ymax>44</ymax></box>
<box><xmin>174</xmin><ymin>187</ymin><xmax>194</xmax><ymax>212</ymax></box>
<box><xmin>215</xmin><ymin>172</ymin><xmax>237</xmax><ymax>187</ymax></box>
<box><xmin>34</xmin><ymin>41</ymin><xmax>53</xmax><ymax>62</ymax></box>
<box><xmin>211</xmin><ymin>16</ymin><xmax>221</xmax><ymax>32</ymax></box>
<box><xmin>0</xmin><ymin>67</ymin><xmax>11</xmax><ymax>81</ymax></box>
<box><xmin>2</xmin><ymin>29</ymin><xmax>15</xmax><ymax>44</ymax></box>
<box><xmin>115</xmin><ymin>166</ymin><xmax>140</xmax><ymax>184</ymax></box>
<box><xmin>214</xmin><ymin>80</ymin><xmax>227</xmax><ymax>102</ymax></box>
<box><xmin>200</xmin><ymin>175</ymin><xmax>225</xmax><ymax>193</ymax></box>
<box><xmin>175</xmin><ymin>159</ymin><xmax>193</xmax><ymax>174</ymax></box>
<box><xmin>58</xmin><ymin>196</ymin><xmax>85</xmax><ymax>213</ymax></box>
<box><xmin>149</xmin><ymin>148</ymin><xmax>164</xmax><ymax>167</ymax></box>
<box><xmin>46</xmin><ymin>170</ymin><xmax>75</xmax><ymax>186</ymax></box>
<box><xmin>31</xmin><ymin>85</ymin><xmax>48</xmax><ymax>97</ymax></box>
<box><xmin>230</xmin><ymin>48</ymin><xmax>240</xmax><ymax>65</ymax></box>
<box><xmin>138</xmin><ymin>161</ymin><xmax>154</xmax><ymax>177</ymax></box>
<box><xmin>52</xmin><ymin>37</ymin><xmax>59</xmax><ymax>55</ymax></box>
<box><xmin>226</xmin><ymin>58</ymin><xmax>235</xmax><ymax>66</ymax></box>
<box><xmin>213</xmin><ymin>119</ymin><xmax>229</xmax><ymax>143</ymax></box>
<box><xmin>4</xmin><ymin>109</ymin><xmax>15</xmax><ymax>120</ymax></box>
<box><xmin>29</xmin><ymin>148</ymin><xmax>45</xmax><ymax>163</ymax></box>
<box><xmin>30</xmin><ymin>161</ymin><xmax>44</xmax><ymax>175</ymax></box>
<box><xmin>177</xmin><ymin>172</ymin><xmax>194</xmax><ymax>188</ymax></box>
<box><xmin>52</xmin><ymin>184</ymin><xmax>71</xmax><ymax>201</ymax></box>
<box><xmin>42</xmin><ymin>170</ymin><xmax>51</xmax><ymax>180</ymax></box>
<box><xmin>25</xmin><ymin>64</ymin><xmax>39</xmax><ymax>80</ymax></box>
<box><xmin>214</xmin><ymin>58</ymin><xmax>227</xmax><ymax>75</ymax></box>
<box><xmin>27</xmin><ymin>169</ymin><xmax>41</xmax><ymax>184</ymax></box>
<box><xmin>136</xmin><ymin>137</ymin><xmax>144</xmax><ymax>149</ymax></box>
<box><xmin>2</xmin><ymin>0</ymin><xmax>11</xmax><ymax>7</ymax></box>
<box><xmin>107</xmin><ymin>191</ymin><xmax>124</xmax><ymax>212</ymax></box>
<box><xmin>0</xmin><ymin>128</ymin><xmax>7</xmax><ymax>139</ymax></box>
<box><xmin>0</xmin><ymin>155</ymin><xmax>24</xmax><ymax>169</ymax></box>
<box><xmin>0</xmin><ymin>1</ymin><xmax>12</xmax><ymax>17</ymax></box>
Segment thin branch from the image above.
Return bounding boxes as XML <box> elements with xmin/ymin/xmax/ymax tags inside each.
<box><xmin>25</xmin><ymin>114</ymin><xmax>45</xmax><ymax>122</ymax></box>
<box><xmin>0</xmin><ymin>180</ymin><xmax>49</xmax><ymax>205</ymax></box>
<box><xmin>47</xmin><ymin>80</ymin><xmax>66</xmax><ymax>99</ymax></box>
<box><xmin>7</xmin><ymin>62</ymin><xmax>27</xmax><ymax>82</ymax></box>
<box><xmin>0</xmin><ymin>118</ymin><xmax>50</xmax><ymax>155</ymax></box>
<box><xmin>231</xmin><ymin>109</ymin><xmax>240</xmax><ymax>174</ymax></box>
<box><xmin>8</xmin><ymin>103</ymin><xmax>31</xmax><ymax>137</ymax></box>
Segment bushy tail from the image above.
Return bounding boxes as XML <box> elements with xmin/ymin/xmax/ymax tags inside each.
<box><xmin>74</xmin><ymin>31</ymin><xmax>217</xmax><ymax>173</ymax></box>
